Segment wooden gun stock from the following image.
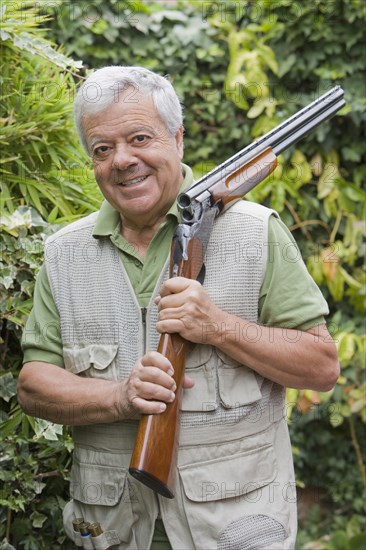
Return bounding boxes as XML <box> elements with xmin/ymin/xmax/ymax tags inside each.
<box><xmin>129</xmin><ymin>332</ymin><xmax>186</xmax><ymax>498</ymax></box>
<box><xmin>129</xmin><ymin>238</ymin><xmax>204</xmax><ymax>498</ymax></box>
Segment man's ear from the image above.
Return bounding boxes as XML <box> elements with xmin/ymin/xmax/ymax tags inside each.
<box><xmin>175</xmin><ymin>126</ymin><xmax>184</xmax><ymax>159</ymax></box>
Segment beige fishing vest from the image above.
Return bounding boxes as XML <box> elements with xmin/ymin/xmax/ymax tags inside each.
<box><xmin>45</xmin><ymin>200</ymin><xmax>297</xmax><ymax>550</ymax></box>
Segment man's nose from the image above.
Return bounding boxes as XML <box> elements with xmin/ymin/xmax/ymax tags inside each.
<box><xmin>112</xmin><ymin>143</ymin><xmax>137</xmax><ymax>171</ymax></box>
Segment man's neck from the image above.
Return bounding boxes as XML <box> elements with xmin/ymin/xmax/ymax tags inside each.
<box><xmin>120</xmin><ymin>216</ymin><xmax>166</xmax><ymax>260</ymax></box>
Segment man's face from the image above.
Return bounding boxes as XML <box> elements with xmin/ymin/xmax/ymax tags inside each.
<box><xmin>83</xmin><ymin>91</ymin><xmax>184</xmax><ymax>229</ymax></box>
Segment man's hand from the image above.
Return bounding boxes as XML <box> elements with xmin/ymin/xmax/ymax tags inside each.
<box><xmin>155</xmin><ymin>277</ymin><xmax>221</xmax><ymax>344</ymax></box>
<box><xmin>119</xmin><ymin>351</ymin><xmax>194</xmax><ymax>419</ymax></box>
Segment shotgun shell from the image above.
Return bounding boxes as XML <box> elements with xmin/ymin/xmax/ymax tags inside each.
<box><xmin>72</xmin><ymin>518</ymin><xmax>84</xmax><ymax>532</ymax></box>
<box><xmin>79</xmin><ymin>522</ymin><xmax>91</xmax><ymax>535</ymax></box>
<box><xmin>89</xmin><ymin>522</ymin><xmax>103</xmax><ymax>536</ymax></box>
<box><xmin>78</xmin><ymin>522</ymin><xmax>94</xmax><ymax>550</ymax></box>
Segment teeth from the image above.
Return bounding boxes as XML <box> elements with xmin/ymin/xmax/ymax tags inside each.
<box><xmin>121</xmin><ymin>176</ymin><xmax>146</xmax><ymax>187</ymax></box>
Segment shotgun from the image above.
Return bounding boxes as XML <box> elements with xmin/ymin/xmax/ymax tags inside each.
<box><xmin>129</xmin><ymin>85</ymin><xmax>345</xmax><ymax>498</ymax></box>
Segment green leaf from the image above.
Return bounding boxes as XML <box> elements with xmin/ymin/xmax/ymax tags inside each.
<box><xmin>33</xmin><ymin>419</ymin><xmax>63</xmax><ymax>441</ymax></box>
<box><xmin>47</xmin><ymin>206</ymin><xmax>59</xmax><ymax>224</ymax></box>
<box><xmin>327</xmin><ymin>267</ymin><xmax>345</xmax><ymax>301</ymax></box>
<box><xmin>10</xmin><ymin>32</ymin><xmax>83</xmax><ymax>71</ymax></box>
<box><xmin>0</xmin><ymin>373</ymin><xmax>17</xmax><ymax>402</ymax></box>
<box><xmin>30</xmin><ymin>511</ymin><xmax>47</xmax><ymax>529</ymax></box>
<box><xmin>337</xmin><ymin>332</ymin><xmax>357</xmax><ymax>364</ymax></box>
<box><xmin>277</xmin><ymin>54</ymin><xmax>297</xmax><ymax>77</ymax></box>
<box><xmin>318</xmin><ymin>162</ymin><xmax>339</xmax><ymax>199</ymax></box>
<box><xmin>0</xmin><ymin>407</ymin><xmax>23</xmax><ymax>437</ymax></box>
<box><xmin>247</xmin><ymin>99</ymin><xmax>267</xmax><ymax>119</ymax></box>
<box><xmin>25</xmin><ymin>186</ymin><xmax>44</xmax><ymax>215</ymax></box>
<box><xmin>0</xmin><ymin>265</ymin><xmax>17</xmax><ymax>289</ymax></box>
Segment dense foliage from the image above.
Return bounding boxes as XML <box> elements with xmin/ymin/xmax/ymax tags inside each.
<box><xmin>0</xmin><ymin>1</ymin><xmax>99</xmax><ymax>547</ymax></box>
<box><xmin>1</xmin><ymin>0</ymin><xmax>365</xmax><ymax>548</ymax></box>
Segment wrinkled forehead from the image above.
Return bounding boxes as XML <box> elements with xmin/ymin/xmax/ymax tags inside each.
<box><xmin>84</xmin><ymin>89</ymin><xmax>165</xmax><ymax>130</ymax></box>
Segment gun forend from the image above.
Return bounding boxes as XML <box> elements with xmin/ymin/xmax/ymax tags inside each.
<box><xmin>178</xmin><ymin>86</ymin><xmax>345</xmax><ymax>222</ymax></box>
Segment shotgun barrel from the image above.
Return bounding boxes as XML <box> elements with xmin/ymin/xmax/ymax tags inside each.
<box><xmin>178</xmin><ymin>86</ymin><xmax>345</xmax><ymax>222</ymax></box>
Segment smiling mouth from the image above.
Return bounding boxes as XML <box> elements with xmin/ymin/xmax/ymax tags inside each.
<box><xmin>119</xmin><ymin>175</ymin><xmax>148</xmax><ymax>187</ymax></box>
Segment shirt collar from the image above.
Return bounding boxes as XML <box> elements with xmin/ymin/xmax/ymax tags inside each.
<box><xmin>93</xmin><ymin>163</ymin><xmax>194</xmax><ymax>238</ymax></box>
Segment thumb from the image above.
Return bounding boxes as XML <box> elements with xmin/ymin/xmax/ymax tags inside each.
<box><xmin>183</xmin><ymin>374</ymin><xmax>195</xmax><ymax>389</ymax></box>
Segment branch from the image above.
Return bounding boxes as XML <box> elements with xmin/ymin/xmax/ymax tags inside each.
<box><xmin>349</xmin><ymin>415</ymin><xmax>366</xmax><ymax>490</ymax></box>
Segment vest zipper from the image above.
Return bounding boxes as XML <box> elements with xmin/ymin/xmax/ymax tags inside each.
<box><xmin>141</xmin><ymin>307</ymin><xmax>147</xmax><ymax>353</ymax></box>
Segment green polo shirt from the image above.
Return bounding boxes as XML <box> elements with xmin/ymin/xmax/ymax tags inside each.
<box><xmin>22</xmin><ymin>165</ymin><xmax>328</xmax><ymax>367</ymax></box>
<box><xmin>92</xmin><ymin>188</ymin><xmax>185</xmax><ymax>309</ymax></box>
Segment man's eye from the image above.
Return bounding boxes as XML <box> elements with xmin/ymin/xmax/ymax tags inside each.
<box><xmin>133</xmin><ymin>135</ymin><xmax>149</xmax><ymax>144</ymax></box>
<box><xmin>93</xmin><ymin>146</ymin><xmax>110</xmax><ymax>157</ymax></box>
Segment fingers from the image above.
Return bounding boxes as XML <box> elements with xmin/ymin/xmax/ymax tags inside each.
<box><xmin>128</xmin><ymin>372</ymin><xmax>194</xmax><ymax>414</ymax></box>
<box><xmin>156</xmin><ymin>318</ymin><xmax>187</xmax><ymax>335</ymax></box>
<box><xmin>155</xmin><ymin>277</ymin><xmax>202</xmax><ymax>309</ymax></box>
<box><xmin>155</xmin><ymin>278</ymin><xmax>205</xmax><ymax>326</ymax></box>
<box><xmin>128</xmin><ymin>395</ymin><xmax>168</xmax><ymax>415</ymax></box>
<box><xmin>157</xmin><ymin>276</ymin><xmax>194</xmax><ymax>299</ymax></box>
<box><xmin>125</xmin><ymin>352</ymin><xmax>177</xmax><ymax>416</ymax></box>
<box><xmin>140</xmin><ymin>351</ymin><xmax>174</xmax><ymax>376</ymax></box>
<box><xmin>155</xmin><ymin>277</ymin><xmax>220</xmax><ymax>344</ymax></box>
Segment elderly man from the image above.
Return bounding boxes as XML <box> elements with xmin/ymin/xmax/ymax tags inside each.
<box><xmin>18</xmin><ymin>66</ymin><xmax>339</xmax><ymax>550</ymax></box>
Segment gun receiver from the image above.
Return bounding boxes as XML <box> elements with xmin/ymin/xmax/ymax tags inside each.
<box><xmin>129</xmin><ymin>85</ymin><xmax>345</xmax><ymax>498</ymax></box>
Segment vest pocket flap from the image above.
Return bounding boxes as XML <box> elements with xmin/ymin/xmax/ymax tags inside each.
<box><xmin>179</xmin><ymin>444</ymin><xmax>276</xmax><ymax>503</ymax></box>
<box><xmin>63</xmin><ymin>346</ymin><xmax>90</xmax><ymax>374</ymax></box>
<box><xmin>181</xmin><ymin>364</ymin><xmax>217</xmax><ymax>412</ymax></box>
<box><xmin>216</xmin><ymin>349</ymin><xmax>241</xmax><ymax>367</ymax></box>
<box><xmin>63</xmin><ymin>344</ymin><xmax>118</xmax><ymax>375</ymax></box>
<box><xmin>89</xmin><ymin>344</ymin><xmax>118</xmax><ymax>370</ymax></box>
<box><xmin>185</xmin><ymin>344</ymin><xmax>213</xmax><ymax>370</ymax></box>
<box><xmin>218</xmin><ymin>366</ymin><xmax>262</xmax><ymax>407</ymax></box>
<box><xmin>71</xmin><ymin>461</ymin><xmax>126</xmax><ymax>506</ymax></box>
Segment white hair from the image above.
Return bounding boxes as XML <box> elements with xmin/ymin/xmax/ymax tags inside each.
<box><xmin>74</xmin><ymin>66</ymin><xmax>184</xmax><ymax>154</ymax></box>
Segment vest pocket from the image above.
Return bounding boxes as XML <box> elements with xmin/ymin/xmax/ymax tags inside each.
<box><xmin>63</xmin><ymin>344</ymin><xmax>118</xmax><ymax>380</ymax></box>
<box><xmin>180</xmin><ymin>345</ymin><xmax>263</xmax><ymax>412</ymax></box>
<box><xmin>179</xmin><ymin>443</ymin><xmax>276</xmax><ymax>503</ymax></box>
<box><xmin>217</xmin><ymin>350</ymin><xmax>263</xmax><ymax>407</ymax></box>
<box><xmin>71</xmin><ymin>462</ymin><xmax>125</xmax><ymax>506</ymax></box>
<box><xmin>177</xmin><ymin>443</ymin><xmax>284</xmax><ymax>549</ymax></box>
<box><xmin>65</xmin><ymin>448</ymin><xmax>132</xmax><ymax>545</ymax></box>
